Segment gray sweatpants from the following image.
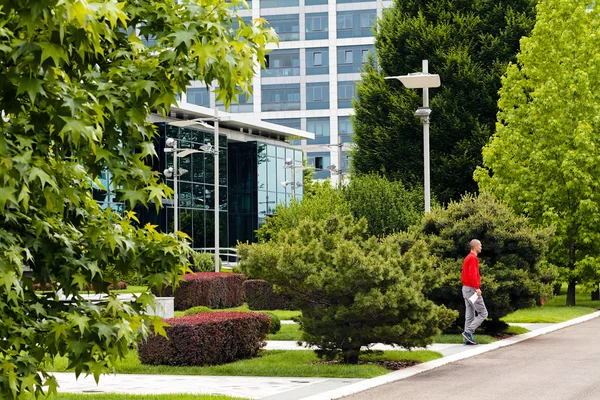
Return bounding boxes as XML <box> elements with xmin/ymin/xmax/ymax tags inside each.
<box><xmin>462</xmin><ymin>285</ymin><xmax>488</xmax><ymax>334</ymax></box>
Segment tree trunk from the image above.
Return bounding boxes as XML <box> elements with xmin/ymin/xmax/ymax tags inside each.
<box><xmin>342</xmin><ymin>346</ymin><xmax>361</xmax><ymax>364</ymax></box>
<box><xmin>566</xmin><ymin>280</ymin><xmax>576</xmax><ymax>306</ymax></box>
<box><xmin>592</xmin><ymin>284</ymin><xmax>599</xmax><ymax>301</ymax></box>
<box><xmin>566</xmin><ymin>239</ymin><xmax>576</xmax><ymax>306</ymax></box>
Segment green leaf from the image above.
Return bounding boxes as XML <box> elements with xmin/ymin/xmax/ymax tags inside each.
<box><xmin>16</xmin><ymin>77</ymin><xmax>46</xmax><ymax>103</ymax></box>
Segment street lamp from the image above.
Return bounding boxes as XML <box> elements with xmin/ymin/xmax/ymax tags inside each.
<box><xmin>385</xmin><ymin>59</ymin><xmax>440</xmax><ymax>213</ymax></box>
<box><xmin>283</xmin><ymin>158</ymin><xmax>314</xmax><ymax>199</ymax></box>
<box><xmin>163</xmin><ymin>138</ymin><xmax>203</xmax><ymax>233</ymax></box>
<box><xmin>165</xmin><ymin>109</ymin><xmax>224</xmax><ymax>272</ymax></box>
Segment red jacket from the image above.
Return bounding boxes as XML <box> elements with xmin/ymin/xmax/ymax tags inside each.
<box><xmin>462</xmin><ymin>252</ymin><xmax>480</xmax><ymax>289</ymax></box>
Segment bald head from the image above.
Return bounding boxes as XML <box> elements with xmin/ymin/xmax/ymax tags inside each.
<box><xmin>470</xmin><ymin>239</ymin><xmax>482</xmax><ymax>255</ymax></box>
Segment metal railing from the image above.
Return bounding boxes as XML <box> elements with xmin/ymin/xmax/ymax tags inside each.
<box><xmin>193</xmin><ymin>247</ymin><xmax>239</xmax><ymax>269</ymax></box>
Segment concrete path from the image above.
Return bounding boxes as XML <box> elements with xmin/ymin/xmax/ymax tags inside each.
<box><xmin>337</xmin><ymin>313</ymin><xmax>600</xmax><ymax>400</ymax></box>
<box><xmin>49</xmin><ymin>312</ymin><xmax>600</xmax><ymax>399</ymax></box>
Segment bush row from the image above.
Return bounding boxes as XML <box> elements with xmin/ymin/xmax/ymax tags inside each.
<box><xmin>138</xmin><ymin>312</ymin><xmax>270</xmax><ymax>366</ymax></box>
<box><xmin>242</xmin><ymin>279</ymin><xmax>293</xmax><ymax>310</ymax></box>
<box><xmin>153</xmin><ymin>272</ymin><xmax>293</xmax><ymax>312</ymax></box>
<box><xmin>154</xmin><ymin>273</ymin><xmax>245</xmax><ymax>311</ymax></box>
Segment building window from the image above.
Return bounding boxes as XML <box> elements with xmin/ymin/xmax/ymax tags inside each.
<box><xmin>263</xmin><ymin>49</ymin><xmax>300</xmax><ymax>77</ymax></box>
<box><xmin>313</xmin><ymin>52</ymin><xmax>322</xmax><ymax>66</ymax></box>
<box><xmin>337</xmin><ymin>45</ymin><xmax>374</xmax><ymax>73</ymax></box>
<box><xmin>306</xmin><ymin>82</ymin><xmax>330</xmax><ymax>110</ymax></box>
<box><xmin>307</xmin><ymin>117</ymin><xmax>330</xmax><ymax>145</ymax></box>
<box><xmin>307</xmin><ymin>152</ymin><xmax>330</xmax><ymax>179</ymax></box>
<box><xmin>338</xmin><ymin>116</ymin><xmax>354</xmax><ymax>143</ymax></box>
<box><xmin>216</xmin><ymin>91</ymin><xmax>253</xmax><ymax>113</ymax></box>
<box><xmin>305</xmin><ymin>0</ymin><xmax>327</xmax><ymax>5</ymax></box>
<box><xmin>186</xmin><ymin>87</ymin><xmax>210</xmax><ymax>107</ymax></box>
<box><xmin>338</xmin><ymin>81</ymin><xmax>356</xmax><ymax>108</ymax></box>
<box><xmin>306</xmin><ymin>47</ymin><xmax>329</xmax><ymax>75</ymax></box>
<box><xmin>260</xmin><ymin>0</ymin><xmax>298</xmax><ymax>8</ymax></box>
<box><xmin>337</xmin><ymin>10</ymin><xmax>376</xmax><ymax>39</ymax></box>
<box><xmin>306</xmin><ymin>13</ymin><xmax>329</xmax><ymax>40</ymax></box>
<box><xmin>343</xmin><ymin>50</ymin><xmax>353</xmax><ymax>64</ymax></box>
<box><xmin>337</xmin><ymin>0</ymin><xmax>375</xmax><ymax>4</ymax></box>
<box><xmin>263</xmin><ymin>14</ymin><xmax>299</xmax><ymax>41</ymax></box>
<box><xmin>262</xmin><ymin>84</ymin><xmax>301</xmax><ymax>111</ymax></box>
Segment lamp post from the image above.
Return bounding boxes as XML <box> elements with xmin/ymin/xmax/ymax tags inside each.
<box><xmin>163</xmin><ymin>138</ymin><xmax>204</xmax><ymax>232</ymax></box>
<box><xmin>283</xmin><ymin>158</ymin><xmax>313</xmax><ymax>200</ymax></box>
<box><xmin>166</xmin><ymin>109</ymin><xmax>224</xmax><ymax>271</ymax></box>
<box><xmin>327</xmin><ymin>138</ymin><xmax>344</xmax><ymax>189</ymax></box>
<box><xmin>385</xmin><ymin>59</ymin><xmax>440</xmax><ymax>213</ymax></box>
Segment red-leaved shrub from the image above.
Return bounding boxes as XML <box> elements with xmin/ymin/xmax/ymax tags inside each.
<box><xmin>138</xmin><ymin>312</ymin><xmax>269</xmax><ymax>366</ymax></box>
<box><xmin>243</xmin><ymin>279</ymin><xmax>294</xmax><ymax>310</ymax></box>
<box><xmin>154</xmin><ymin>272</ymin><xmax>245</xmax><ymax>310</ymax></box>
<box><xmin>32</xmin><ymin>283</ymin><xmax>52</xmax><ymax>291</ymax></box>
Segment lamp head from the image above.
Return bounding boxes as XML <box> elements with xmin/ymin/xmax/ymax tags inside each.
<box><xmin>163</xmin><ymin>167</ymin><xmax>174</xmax><ymax>178</ymax></box>
<box><xmin>165</xmin><ymin>138</ymin><xmax>177</xmax><ymax>148</ymax></box>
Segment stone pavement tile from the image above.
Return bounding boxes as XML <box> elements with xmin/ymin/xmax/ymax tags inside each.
<box><xmin>52</xmin><ymin>373</ymin><xmax>334</xmax><ymax>399</ymax></box>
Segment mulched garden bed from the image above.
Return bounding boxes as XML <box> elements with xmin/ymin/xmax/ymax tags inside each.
<box><xmin>311</xmin><ymin>359</ymin><xmax>419</xmax><ymax>371</ymax></box>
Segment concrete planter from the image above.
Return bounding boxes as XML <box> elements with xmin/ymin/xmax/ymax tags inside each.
<box><xmin>147</xmin><ymin>296</ymin><xmax>174</xmax><ymax>319</ymax></box>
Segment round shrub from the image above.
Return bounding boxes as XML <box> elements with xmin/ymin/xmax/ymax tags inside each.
<box><xmin>183</xmin><ymin>306</ymin><xmax>214</xmax><ymax>316</ymax></box>
<box><xmin>263</xmin><ymin>312</ymin><xmax>281</xmax><ymax>334</ymax></box>
<box><xmin>404</xmin><ymin>192</ymin><xmax>556</xmax><ymax>331</ymax></box>
<box><xmin>190</xmin><ymin>252</ymin><xmax>222</xmax><ymax>272</ymax></box>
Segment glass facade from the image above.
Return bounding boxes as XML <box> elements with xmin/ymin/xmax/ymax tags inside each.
<box><xmin>336</xmin><ymin>10</ymin><xmax>376</xmax><ymax>38</ymax></box>
<box><xmin>263</xmin><ymin>49</ymin><xmax>301</xmax><ymax>77</ymax></box>
<box><xmin>338</xmin><ymin>81</ymin><xmax>356</xmax><ymax>108</ymax></box>
<box><xmin>306</xmin><ymin>82</ymin><xmax>330</xmax><ymax>110</ymax></box>
<box><xmin>337</xmin><ymin>45</ymin><xmax>374</xmax><ymax>73</ymax></box>
<box><xmin>257</xmin><ymin>143</ymin><xmax>303</xmax><ymax>226</ymax></box>
<box><xmin>264</xmin><ymin>14</ymin><xmax>300</xmax><ymax>41</ymax></box>
<box><xmin>187</xmin><ymin>87</ymin><xmax>210</xmax><ymax>107</ymax></box>
<box><xmin>306</xmin><ymin>13</ymin><xmax>329</xmax><ymax>40</ymax></box>
<box><xmin>262</xmin><ymin>84</ymin><xmax>301</xmax><ymax>111</ymax></box>
<box><xmin>307</xmin><ymin>117</ymin><xmax>330</xmax><ymax>145</ymax></box>
<box><xmin>159</xmin><ymin>123</ymin><xmax>229</xmax><ymax>249</ymax></box>
<box><xmin>338</xmin><ymin>116</ymin><xmax>354</xmax><ymax>143</ymax></box>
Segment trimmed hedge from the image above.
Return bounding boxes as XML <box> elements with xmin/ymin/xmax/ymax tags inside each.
<box><xmin>138</xmin><ymin>312</ymin><xmax>270</xmax><ymax>366</ymax></box>
<box><xmin>243</xmin><ymin>279</ymin><xmax>293</xmax><ymax>310</ymax></box>
<box><xmin>155</xmin><ymin>272</ymin><xmax>245</xmax><ymax>311</ymax></box>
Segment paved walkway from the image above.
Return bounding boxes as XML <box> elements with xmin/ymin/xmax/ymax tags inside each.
<box><xmin>50</xmin><ymin>313</ymin><xmax>600</xmax><ymax>399</ymax></box>
<box><xmin>341</xmin><ymin>314</ymin><xmax>600</xmax><ymax>400</ymax></box>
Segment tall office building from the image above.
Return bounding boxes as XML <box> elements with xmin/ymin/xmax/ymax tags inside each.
<box><xmin>179</xmin><ymin>0</ymin><xmax>391</xmax><ymax>186</ymax></box>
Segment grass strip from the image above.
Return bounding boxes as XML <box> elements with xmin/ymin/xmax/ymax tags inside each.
<box><xmin>49</xmin><ymin>350</ymin><xmax>442</xmax><ymax>379</ymax></box>
<box><xmin>26</xmin><ymin>394</ymin><xmax>245</xmax><ymax>400</ymax></box>
<box><xmin>502</xmin><ymin>306</ymin><xmax>596</xmax><ymax>323</ymax></box>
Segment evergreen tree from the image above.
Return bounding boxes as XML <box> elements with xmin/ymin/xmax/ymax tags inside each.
<box><xmin>475</xmin><ymin>0</ymin><xmax>600</xmax><ymax>306</ymax></box>
<box><xmin>239</xmin><ymin>215</ymin><xmax>457</xmax><ymax>364</ymax></box>
<box><xmin>353</xmin><ymin>0</ymin><xmax>536</xmax><ymax>204</ymax></box>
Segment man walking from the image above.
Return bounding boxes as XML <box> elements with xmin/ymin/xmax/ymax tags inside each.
<box><xmin>462</xmin><ymin>239</ymin><xmax>488</xmax><ymax>345</ymax></box>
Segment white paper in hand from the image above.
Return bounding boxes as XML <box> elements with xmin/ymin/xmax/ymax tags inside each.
<box><xmin>468</xmin><ymin>292</ymin><xmax>479</xmax><ymax>304</ymax></box>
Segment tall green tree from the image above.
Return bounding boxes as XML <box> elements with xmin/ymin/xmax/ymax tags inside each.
<box><xmin>0</xmin><ymin>0</ymin><xmax>275</xmax><ymax>398</ymax></box>
<box><xmin>343</xmin><ymin>173</ymin><xmax>423</xmax><ymax>237</ymax></box>
<box><xmin>475</xmin><ymin>0</ymin><xmax>600</xmax><ymax>306</ymax></box>
<box><xmin>352</xmin><ymin>0</ymin><xmax>536</xmax><ymax>203</ymax></box>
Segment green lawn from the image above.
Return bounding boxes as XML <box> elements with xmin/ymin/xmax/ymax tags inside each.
<box><xmin>268</xmin><ymin>323</ymin><xmax>302</xmax><ymax>340</ymax></box>
<box><xmin>503</xmin><ymin>285</ymin><xmax>600</xmax><ymax>323</ymax></box>
<box><xmin>26</xmin><ymin>394</ymin><xmax>244</xmax><ymax>400</ymax></box>
<box><xmin>49</xmin><ymin>349</ymin><xmax>442</xmax><ymax>379</ymax></box>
